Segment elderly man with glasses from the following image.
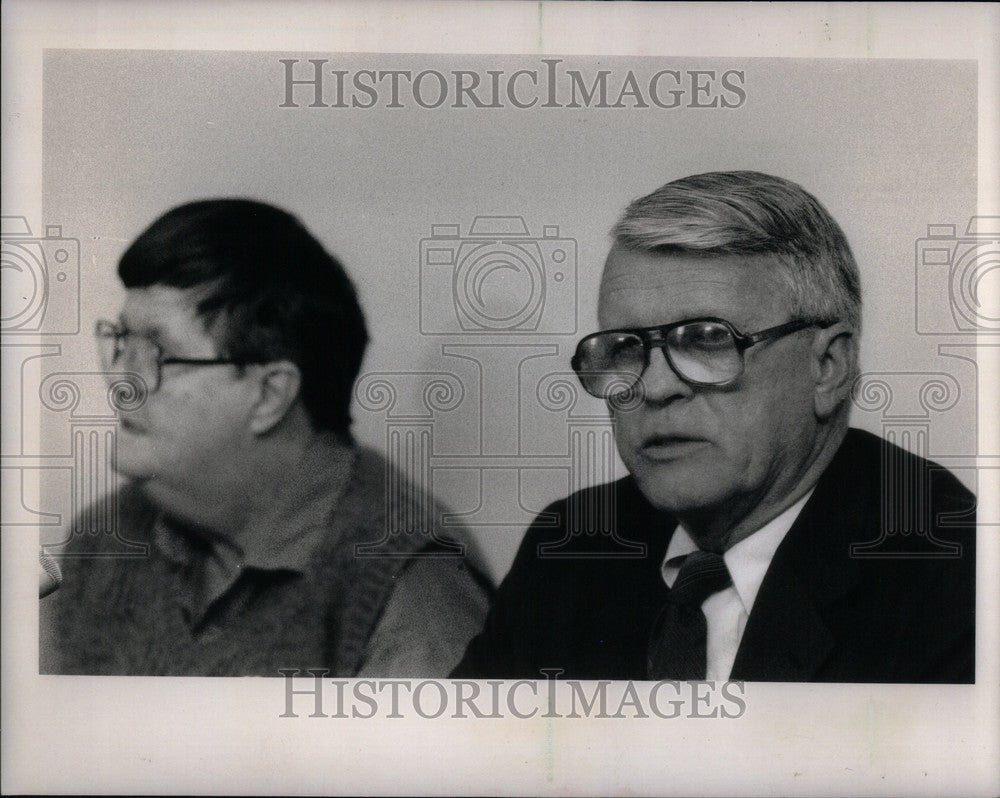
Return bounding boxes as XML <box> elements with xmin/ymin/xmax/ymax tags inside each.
<box><xmin>40</xmin><ymin>199</ymin><xmax>489</xmax><ymax>676</ymax></box>
<box><xmin>453</xmin><ymin>171</ymin><xmax>976</xmax><ymax>683</ymax></box>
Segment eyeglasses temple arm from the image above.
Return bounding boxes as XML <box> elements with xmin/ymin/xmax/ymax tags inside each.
<box><xmin>739</xmin><ymin>319</ymin><xmax>815</xmax><ymax>349</ymax></box>
<box><xmin>159</xmin><ymin>357</ymin><xmax>242</xmax><ymax>366</ymax></box>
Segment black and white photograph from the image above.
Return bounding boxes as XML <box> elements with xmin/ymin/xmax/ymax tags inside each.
<box><xmin>3</xmin><ymin>1</ymin><xmax>998</xmax><ymax>795</ymax></box>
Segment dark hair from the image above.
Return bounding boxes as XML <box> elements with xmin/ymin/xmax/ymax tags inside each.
<box><xmin>118</xmin><ymin>199</ymin><xmax>368</xmax><ymax>434</ymax></box>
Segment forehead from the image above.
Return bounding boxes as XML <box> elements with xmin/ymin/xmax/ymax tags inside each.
<box><xmin>597</xmin><ymin>247</ymin><xmax>791</xmax><ymax>329</ymax></box>
<box><xmin>119</xmin><ymin>285</ymin><xmax>217</xmax><ymax>348</ymax></box>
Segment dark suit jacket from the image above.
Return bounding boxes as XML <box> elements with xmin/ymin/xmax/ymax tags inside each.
<box><xmin>452</xmin><ymin>428</ymin><xmax>976</xmax><ymax>682</ymax></box>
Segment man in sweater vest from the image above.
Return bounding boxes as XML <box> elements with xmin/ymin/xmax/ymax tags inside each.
<box><xmin>453</xmin><ymin>171</ymin><xmax>976</xmax><ymax>683</ymax></box>
<box><xmin>40</xmin><ymin>199</ymin><xmax>489</xmax><ymax>676</ymax></box>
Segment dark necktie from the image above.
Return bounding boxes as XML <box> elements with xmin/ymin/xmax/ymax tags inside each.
<box><xmin>647</xmin><ymin>549</ymin><xmax>733</xmax><ymax>680</ymax></box>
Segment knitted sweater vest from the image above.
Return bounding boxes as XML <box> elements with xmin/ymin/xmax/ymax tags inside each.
<box><xmin>42</xmin><ymin>448</ymin><xmax>439</xmax><ymax>676</ymax></box>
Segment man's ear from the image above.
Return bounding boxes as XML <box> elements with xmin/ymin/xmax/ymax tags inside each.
<box><xmin>811</xmin><ymin>322</ymin><xmax>857</xmax><ymax>420</ymax></box>
<box><xmin>249</xmin><ymin>360</ymin><xmax>302</xmax><ymax>435</ymax></box>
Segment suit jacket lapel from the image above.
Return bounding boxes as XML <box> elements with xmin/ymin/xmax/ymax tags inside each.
<box><xmin>731</xmin><ymin>431</ymin><xmax>868</xmax><ymax>681</ymax></box>
<box><xmin>730</xmin><ymin>548</ymin><xmax>838</xmax><ymax>680</ymax></box>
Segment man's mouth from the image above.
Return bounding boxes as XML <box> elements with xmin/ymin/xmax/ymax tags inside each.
<box><xmin>639</xmin><ymin>433</ymin><xmax>709</xmax><ymax>459</ymax></box>
<box><xmin>119</xmin><ymin>416</ymin><xmax>145</xmax><ymax>433</ymax></box>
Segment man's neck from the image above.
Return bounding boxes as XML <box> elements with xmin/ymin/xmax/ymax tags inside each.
<box><xmin>680</xmin><ymin>423</ymin><xmax>847</xmax><ymax>553</ymax></box>
<box><xmin>140</xmin><ymin>429</ymin><xmax>354</xmax><ymax>546</ymax></box>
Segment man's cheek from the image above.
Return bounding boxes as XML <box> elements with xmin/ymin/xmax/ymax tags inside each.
<box><xmin>614</xmin><ymin>429</ymin><xmax>644</xmax><ymax>470</ymax></box>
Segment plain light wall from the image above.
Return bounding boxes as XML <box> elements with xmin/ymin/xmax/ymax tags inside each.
<box><xmin>36</xmin><ymin>51</ymin><xmax>978</xmax><ymax>581</ymax></box>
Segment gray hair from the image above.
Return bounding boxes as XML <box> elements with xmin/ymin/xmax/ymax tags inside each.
<box><xmin>611</xmin><ymin>171</ymin><xmax>862</xmax><ymax>331</ymax></box>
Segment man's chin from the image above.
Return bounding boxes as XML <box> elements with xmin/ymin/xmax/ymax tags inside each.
<box><xmin>110</xmin><ymin>445</ymin><xmax>154</xmax><ymax>481</ymax></box>
<box><xmin>111</xmin><ymin>422</ymin><xmax>152</xmax><ymax>472</ymax></box>
<box><xmin>631</xmin><ymin>465</ymin><xmax>729</xmax><ymax>518</ymax></box>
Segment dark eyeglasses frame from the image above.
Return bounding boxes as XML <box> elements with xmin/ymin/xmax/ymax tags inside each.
<box><xmin>94</xmin><ymin>319</ymin><xmax>260</xmax><ymax>392</ymax></box>
<box><xmin>571</xmin><ymin>316</ymin><xmax>821</xmax><ymax>393</ymax></box>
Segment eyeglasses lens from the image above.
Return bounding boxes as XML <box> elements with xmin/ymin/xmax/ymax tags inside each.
<box><xmin>666</xmin><ymin>321</ymin><xmax>742</xmax><ymax>385</ymax></box>
<box><xmin>96</xmin><ymin>324</ymin><xmax>158</xmax><ymax>390</ymax></box>
<box><xmin>577</xmin><ymin>333</ymin><xmax>645</xmax><ymax>398</ymax></box>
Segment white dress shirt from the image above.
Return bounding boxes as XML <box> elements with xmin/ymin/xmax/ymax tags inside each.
<box><xmin>661</xmin><ymin>490</ymin><xmax>815</xmax><ymax>681</ymax></box>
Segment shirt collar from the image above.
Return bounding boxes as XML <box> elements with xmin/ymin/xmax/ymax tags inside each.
<box><xmin>662</xmin><ymin>488</ymin><xmax>815</xmax><ymax>615</ymax></box>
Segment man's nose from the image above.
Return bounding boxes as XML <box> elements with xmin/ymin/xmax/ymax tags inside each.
<box><xmin>103</xmin><ymin>349</ymin><xmax>144</xmax><ymax>393</ymax></box>
<box><xmin>104</xmin><ymin>358</ymin><xmax>151</xmax><ymax>413</ymax></box>
<box><xmin>104</xmin><ymin>348</ymin><xmax>135</xmax><ymax>378</ymax></box>
<box><xmin>640</xmin><ymin>346</ymin><xmax>694</xmax><ymax>404</ymax></box>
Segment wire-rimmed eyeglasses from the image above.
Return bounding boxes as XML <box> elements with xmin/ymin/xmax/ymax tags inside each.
<box><xmin>94</xmin><ymin>319</ymin><xmax>257</xmax><ymax>393</ymax></box>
